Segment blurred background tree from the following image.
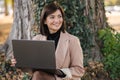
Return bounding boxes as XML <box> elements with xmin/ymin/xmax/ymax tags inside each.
<box><xmin>105</xmin><ymin>0</ymin><xmax>120</xmax><ymax>6</ymax></box>
<box><xmin>116</xmin><ymin>0</ymin><xmax>120</xmax><ymax>5</ymax></box>
<box><xmin>4</xmin><ymin>0</ymin><xmax>8</xmax><ymax>15</ymax></box>
<box><xmin>4</xmin><ymin>0</ymin><xmax>14</xmax><ymax>16</ymax></box>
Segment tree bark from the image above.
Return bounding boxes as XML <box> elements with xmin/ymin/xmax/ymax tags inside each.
<box><xmin>1</xmin><ymin>0</ymin><xmax>35</xmax><ymax>60</ymax></box>
<box><xmin>84</xmin><ymin>0</ymin><xmax>107</xmax><ymax>61</ymax></box>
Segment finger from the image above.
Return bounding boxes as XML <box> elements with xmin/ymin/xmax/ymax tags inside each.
<box><xmin>11</xmin><ymin>59</ymin><xmax>17</xmax><ymax>62</ymax></box>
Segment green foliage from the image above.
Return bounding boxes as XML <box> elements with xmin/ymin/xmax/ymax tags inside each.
<box><xmin>33</xmin><ymin>0</ymin><xmax>94</xmax><ymax>58</ymax></box>
<box><xmin>98</xmin><ymin>28</ymin><xmax>120</xmax><ymax>79</ymax></box>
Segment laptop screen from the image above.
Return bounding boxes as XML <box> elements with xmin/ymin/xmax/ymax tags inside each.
<box><xmin>12</xmin><ymin>39</ymin><xmax>56</xmax><ymax>70</ymax></box>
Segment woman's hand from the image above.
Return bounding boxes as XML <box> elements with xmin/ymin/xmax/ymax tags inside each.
<box><xmin>60</xmin><ymin>68</ymin><xmax>72</xmax><ymax>80</ymax></box>
<box><xmin>11</xmin><ymin>58</ymin><xmax>16</xmax><ymax>66</ymax></box>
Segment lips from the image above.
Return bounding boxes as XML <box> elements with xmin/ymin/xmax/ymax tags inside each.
<box><xmin>52</xmin><ymin>24</ymin><xmax>61</xmax><ymax>27</ymax></box>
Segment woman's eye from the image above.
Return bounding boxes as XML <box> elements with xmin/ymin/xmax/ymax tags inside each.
<box><xmin>48</xmin><ymin>15</ymin><xmax>62</xmax><ymax>19</ymax></box>
<box><xmin>49</xmin><ymin>16</ymin><xmax>54</xmax><ymax>19</ymax></box>
<box><xmin>58</xmin><ymin>15</ymin><xmax>62</xmax><ymax>18</ymax></box>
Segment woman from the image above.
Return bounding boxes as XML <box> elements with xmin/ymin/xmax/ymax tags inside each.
<box><xmin>31</xmin><ymin>2</ymin><xmax>85</xmax><ymax>80</ymax></box>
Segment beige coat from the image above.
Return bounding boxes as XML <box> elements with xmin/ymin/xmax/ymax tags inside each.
<box><xmin>32</xmin><ymin>31</ymin><xmax>85</xmax><ymax>80</ymax></box>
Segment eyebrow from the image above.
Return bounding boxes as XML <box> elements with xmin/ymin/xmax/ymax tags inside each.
<box><xmin>49</xmin><ymin>14</ymin><xmax>62</xmax><ymax>16</ymax></box>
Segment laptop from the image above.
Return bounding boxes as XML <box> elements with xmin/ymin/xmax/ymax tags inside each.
<box><xmin>12</xmin><ymin>39</ymin><xmax>56</xmax><ymax>73</ymax></box>
<box><xmin>12</xmin><ymin>39</ymin><xmax>66</xmax><ymax>77</ymax></box>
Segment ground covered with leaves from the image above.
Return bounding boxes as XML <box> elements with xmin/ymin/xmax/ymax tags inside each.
<box><xmin>0</xmin><ymin>52</ymin><xmax>32</xmax><ymax>80</ymax></box>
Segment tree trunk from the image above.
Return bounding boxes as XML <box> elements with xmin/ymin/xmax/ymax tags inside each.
<box><xmin>84</xmin><ymin>0</ymin><xmax>107</xmax><ymax>61</ymax></box>
<box><xmin>4</xmin><ymin>0</ymin><xmax>8</xmax><ymax>15</ymax></box>
<box><xmin>12</xmin><ymin>0</ymin><xmax>14</xmax><ymax>14</ymax></box>
<box><xmin>1</xmin><ymin>0</ymin><xmax>35</xmax><ymax>60</ymax></box>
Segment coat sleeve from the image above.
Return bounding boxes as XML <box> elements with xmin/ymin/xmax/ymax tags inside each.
<box><xmin>69</xmin><ymin>36</ymin><xmax>85</xmax><ymax>79</ymax></box>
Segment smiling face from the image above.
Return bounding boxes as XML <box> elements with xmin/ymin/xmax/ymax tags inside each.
<box><xmin>44</xmin><ymin>9</ymin><xmax>63</xmax><ymax>34</ymax></box>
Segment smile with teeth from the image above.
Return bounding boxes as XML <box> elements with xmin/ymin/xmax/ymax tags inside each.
<box><xmin>53</xmin><ymin>24</ymin><xmax>61</xmax><ymax>27</ymax></box>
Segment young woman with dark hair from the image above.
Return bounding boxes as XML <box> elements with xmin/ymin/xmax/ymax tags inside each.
<box><xmin>11</xmin><ymin>2</ymin><xmax>85</xmax><ymax>80</ymax></box>
<box><xmin>32</xmin><ymin>2</ymin><xmax>85</xmax><ymax>80</ymax></box>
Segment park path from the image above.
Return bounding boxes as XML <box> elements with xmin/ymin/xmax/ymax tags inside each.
<box><xmin>106</xmin><ymin>11</ymin><xmax>120</xmax><ymax>32</ymax></box>
<box><xmin>0</xmin><ymin>14</ymin><xmax>13</xmax><ymax>44</ymax></box>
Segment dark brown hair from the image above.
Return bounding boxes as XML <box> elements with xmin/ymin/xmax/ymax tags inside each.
<box><xmin>40</xmin><ymin>2</ymin><xmax>66</xmax><ymax>36</ymax></box>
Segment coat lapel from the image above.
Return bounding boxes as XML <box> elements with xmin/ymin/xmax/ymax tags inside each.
<box><xmin>55</xmin><ymin>32</ymin><xmax>69</xmax><ymax>68</ymax></box>
<box><xmin>37</xmin><ymin>32</ymin><xmax>69</xmax><ymax>68</ymax></box>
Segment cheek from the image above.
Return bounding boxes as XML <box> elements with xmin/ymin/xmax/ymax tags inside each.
<box><xmin>46</xmin><ymin>21</ymin><xmax>52</xmax><ymax>25</ymax></box>
<box><xmin>60</xmin><ymin>19</ymin><xmax>63</xmax><ymax>23</ymax></box>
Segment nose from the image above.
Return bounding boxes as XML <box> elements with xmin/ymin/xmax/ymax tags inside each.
<box><xmin>54</xmin><ymin>17</ymin><xmax>60</xmax><ymax>23</ymax></box>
